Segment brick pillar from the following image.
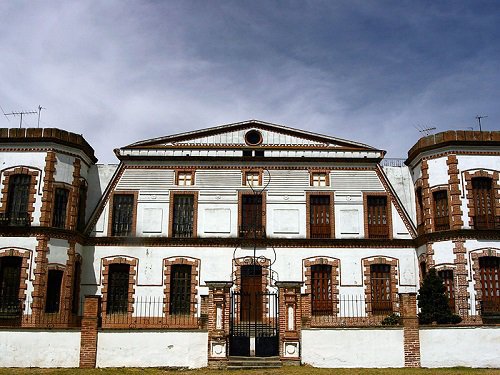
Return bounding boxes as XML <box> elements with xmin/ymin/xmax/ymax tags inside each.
<box><xmin>400</xmin><ymin>293</ymin><xmax>420</xmax><ymax>368</ymax></box>
<box><xmin>276</xmin><ymin>281</ymin><xmax>302</xmax><ymax>363</ymax></box>
<box><xmin>79</xmin><ymin>295</ymin><xmax>101</xmax><ymax>368</ymax></box>
<box><xmin>31</xmin><ymin>235</ymin><xmax>50</xmax><ymax>321</ymax></box>
<box><xmin>453</xmin><ymin>240</ymin><xmax>469</xmax><ymax>319</ymax></box>
<box><xmin>447</xmin><ymin>155</ymin><xmax>464</xmax><ymax>229</ymax></box>
<box><xmin>421</xmin><ymin>160</ymin><xmax>433</xmax><ymax>233</ymax></box>
<box><xmin>206</xmin><ymin>281</ymin><xmax>232</xmax><ymax>367</ymax></box>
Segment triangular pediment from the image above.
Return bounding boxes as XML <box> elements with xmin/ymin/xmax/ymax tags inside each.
<box><xmin>124</xmin><ymin>120</ymin><xmax>378</xmax><ymax>151</ymax></box>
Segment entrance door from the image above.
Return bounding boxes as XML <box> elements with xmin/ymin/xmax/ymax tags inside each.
<box><xmin>240</xmin><ymin>265</ymin><xmax>262</xmax><ymax>322</ymax></box>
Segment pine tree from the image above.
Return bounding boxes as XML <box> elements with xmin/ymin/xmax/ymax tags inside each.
<box><xmin>417</xmin><ymin>268</ymin><xmax>462</xmax><ymax>324</ymax></box>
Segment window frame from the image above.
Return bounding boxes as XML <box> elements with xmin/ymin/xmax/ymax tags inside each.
<box><xmin>105</xmin><ymin>263</ymin><xmax>131</xmax><ymax>315</ymax></box>
<box><xmin>175</xmin><ymin>170</ymin><xmax>195</xmax><ymax>186</ymax></box>
<box><xmin>45</xmin><ymin>267</ymin><xmax>64</xmax><ymax>313</ymax></box>
<box><xmin>306</xmin><ymin>192</ymin><xmax>334</xmax><ymax>239</ymax></box>
<box><xmin>52</xmin><ymin>186</ymin><xmax>70</xmax><ymax>229</ymax></box>
<box><xmin>432</xmin><ymin>189</ymin><xmax>450</xmax><ymax>231</ymax></box>
<box><xmin>242</xmin><ymin>169</ymin><xmax>263</xmax><ymax>187</ymax></box>
<box><xmin>369</xmin><ymin>263</ymin><xmax>393</xmax><ymax>315</ymax></box>
<box><xmin>310</xmin><ymin>171</ymin><xmax>330</xmax><ymax>187</ymax></box>
<box><xmin>169</xmin><ymin>191</ymin><xmax>198</xmax><ymax>238</ymax></box>
<box><xmin>108</xmin><ymin>191</ymin><xmax>138</xmax><ymax>237</ymax></box>
<box><xmin>238</xmin><ymin>192</ymin><xmax>266</xmax><ymax>238</ymax></box>
<box><xmin>364</xmin><ymin>193</ymin><xmax>392</xmax><ymax>239</ymax></box>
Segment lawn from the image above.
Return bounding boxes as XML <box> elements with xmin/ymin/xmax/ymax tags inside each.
<box><xmin>0</xmin><ymin>368</ymin><xmax>499</xmax><ymax>375</ymax></box>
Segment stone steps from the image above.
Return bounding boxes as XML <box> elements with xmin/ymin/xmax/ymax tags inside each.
<box><xmin>227</xmin><ymin>356</ymin><xmax>282</xmax><ymax>370</ymax></box>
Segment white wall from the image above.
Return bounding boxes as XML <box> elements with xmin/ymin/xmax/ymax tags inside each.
<box><xmin>96</xmin><ymin>331</ymin><xmax>208</xmax><ymax>368</ymax></box>
<box><xmin>420</xmin><ymin>327</ymin><xmax>500</xmax><ymax>368</ymax></box>
<box><xmin>0</xmin><ymin>330</ymin><xmax>80</xmax><ymax>367</ymax></box>
<box><xmin>302</xmin><ymin>328</ymin><xmax>405</xmax><ymax>368</ymax></box>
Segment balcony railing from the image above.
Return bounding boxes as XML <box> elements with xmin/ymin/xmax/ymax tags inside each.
<box><xmin>172</xmin><ymin>223</ymin><xmax>194</xmax><ymax>238</ymax></box>
<box><xmin>0</xmin><ymin>212</ymin><xmax>31</xmax><ymax>227</ymax></box>
<box><xmin>310</xmin><ymin>225</ymin><xmax>331</xmax><ymax>239</ymax></box>
<box><xmin>367</xmin><ymin>224</ymin><xmax>389</xmax><ymax>239</ymax></box>
<box><xmin>474</xmin><ymin>215</ymin><xmax>500</xmax><ymax>230</ymax></box>
<box><xmin>239</xmin><ymin>225</ymin><xmax>266</xmax><ymax>239</ymax></box>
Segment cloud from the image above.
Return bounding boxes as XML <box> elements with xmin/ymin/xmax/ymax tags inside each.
<box><xmin>1</xmin><ymin>1</ymin><xmax>499</xmax><ymax>162</ymax></box>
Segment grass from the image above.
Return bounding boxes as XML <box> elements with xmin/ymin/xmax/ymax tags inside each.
<box><xmin>0</xmin><ymin>368</ymin><xmax>499</xmax><ymax>375</ymax></box>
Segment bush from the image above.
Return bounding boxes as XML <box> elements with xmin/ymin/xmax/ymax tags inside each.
<box><xmin>381</xmin><ymin>313</ymin><xmax>402</xmax><ymax>326</ymax></box>
<box><xmin>418</xmin><ymin>268</ymin><xmax>462</xmax><ymax>325</ymax></box>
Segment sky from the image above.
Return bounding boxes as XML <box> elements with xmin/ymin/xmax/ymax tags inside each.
<box><xmin>1</xmin><ymin>1</ymin><xmax>499</xmax><ymax>163</ymax></box>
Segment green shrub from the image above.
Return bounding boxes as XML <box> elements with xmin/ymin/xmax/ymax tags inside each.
<box><xmin>381</xmin><ymin>313</ymin><xmax>402</xmax><ymax>326</ymax></box>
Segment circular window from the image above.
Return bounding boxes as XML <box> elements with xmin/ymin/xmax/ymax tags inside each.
<box><xmin>245</xmin><ymin>129</ymin><xmax>263</xmax><ymax>146</ymax></box>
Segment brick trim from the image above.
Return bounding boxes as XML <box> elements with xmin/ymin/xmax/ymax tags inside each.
<box><xmin>61</xmin><ymin>241</ymin><xmax>80</xmax><ymax>316</ymax></box>
<box><xmin>362</xmin><ymin>256</ymin><xmax>399</xmax><ymax>315</ymax></box>
<box><xmin>0</xmin><ymin>166</ymin><xmax>40</xmax><ymax>222</ymax></box>
<box><xmin>31</xmin><ymin>235</ymin><xmax>50</xmax><ymax>316</ymax></box>
<box><xmin>163</xmin><ymin>256</ymin><xmax>200</xmax><ymax>317</ymax></box>
<box><xmin>107</xmin><ymin>191</ymin><xmax>138</xmax><ymax>236</ymax></box>
<box><xmin>446</xmin><ymin>155</ymin><xmax>464</xmax><ymax>229</ymax></box>
<box><xmin>101</xmin><ymin>256</ymin><xmax>137</xmax><ymax>320</ymax></box>
<box><xmin>306</xmin><ymin>191</ymin><xmax>335</xmax><ymax>239</ymax></box>
<box><xmin>463</xmin><ymin>170</ymin><xmax>500</xmax><ymax>228</ymax></box>
<box><xmin>168</xmin><ymin>190</ymin><xmax>199</xmax><ymax>238</ymax></box>
<box><xmin>363</xmin><ymin>192</ymin><xmax>393</xmax><ymax>239</ymax></box>
<box><xmin>421</xmin><ymin>160</ymin><xmax>433</xmax><ymax>233</ymax></box>
<box><xmin>470</xmin><ymin>248</ymin><xmax>500</xmax><ymax>314</ymax></box>
<box><xmin>39</xmin><ymin>151</ymin><xmax>57</xmax><ymax>227</ymax></box>
<box><xmin>452</xmin><ymin>240</ymin><xmax>469</xmax><ymax>318</ymax></box>
<box><xmin>303</xmin><ymin>257</ymin><xmax>340</xmax><ymax>319</ymax></box>
<box><xmin>68</xmin><ymin>158</ymin><xmax>82</xmax><ymax>231</ymax></box>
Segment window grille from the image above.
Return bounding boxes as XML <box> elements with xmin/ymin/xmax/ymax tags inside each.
<box><xmin>172</xmin><ymin>195</ymin><xmax>194</xmax><ymax>238</ymax></box>
<box><xmin>311</xmin><ymin>173</ymin><xmax>327</xmax><ymax>187</ymax></box>
<box><xmin>370</xmin><ymin>264</ymin><xmax>392</xmax><ymax>315</ymax></box>
<box><xmin>52</xmin><ymin>188</ymin><xmax>69</xmax><ymax>228</ymax></box>
<box><xmin>177</xmin><ymin>172</ymin><xmax>193</xmax><ymax>186</ymax></box>
<box><xmin>433</xmin><ymin>190</ymin><xmax>450</xmax><ymax>231</ymax></box>
<box><xmin>45</xmin><ymin>269</ymin><xmax>63</xmax><ymax>313</ymax></box>
<box><xmin>311</xmin><ymin>265</ymin><xmax>333</xmax><ymax>316</ymax></box>
<box><xmin>240</xmin><ymin>195</ymin><xmax>264</xmax><ymax>238</ymax></box>
<box><xmin>310</xmin><ymin>195</ymin><xmax>331</xmax><ymax>238</ymax></box>
<box><xmin>437</xmin><ymin>269</ymin><xmax>455</xmax><ymax>311</ymax></box>
<box><xmin>245</xmin><ymin>172</ymin><xmax>260</xmax><ymax>186</ymax></box>
<box><xmin>367</xmin><ymin>196</ymin><xmax>389</xmax><ymax>238</ymax></box>
<box><xmin>170</xmin><ymin>265</ymin><xmax>192</xmax><ymax>315</ymax></box>
<box><xmin>6</xmin><ymin>174</ymin><xmax>31</xmax><ymax>226</ymax></box>
<box><xmin>111</xmin><ymin>194</ymin><xmax>134</xmax><ymax>236</ymax></box>
<box><xmin>76</xmin><ymin>184</ymin><xmax>87</xmax><ymax>232</ymax></box>
<box><xmin>106</xmin><ymin>264</ymin><xmax>130</xmax><ymax>314</ymax></box>
<box><xmin>472</xmin><ymin>178</ymin><xmax>496</xmax><ymax>229</ymax></box>
<box><xmin>0</xmin><ymin>257</ymin><xmax>22</xmax><ymax>314</ymax></box>
<box><xmin>479</xmin><ymin>257</ymin><xmax>500</xmax><ymax>315</ymax></box>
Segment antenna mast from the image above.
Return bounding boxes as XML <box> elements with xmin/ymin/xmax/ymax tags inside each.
<box><xmin>4</xmin><ymin>110</ymin><xmax>38</xmax><ymax>128</ymax></box>
<box><xmin>475</xmin><ymin>115</ymin><xmax>488</xmax><ymax>131</ymax></box>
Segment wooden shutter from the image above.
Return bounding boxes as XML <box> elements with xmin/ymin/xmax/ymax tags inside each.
<box><xmin>370</xmin><ymin>264</ymin><xmax>392</xmax><ymax>315</ymax></box>
<box><xmin>310</xmin><ymin>196</ymin><xmax>331</xmax><ymax>238</ymax></box>
<box><xmin>311</xmin><ymin>265</ymin><xmax>333</xmax><ymax>316</ymax></box>
<box><xmin>240</xmin><ymin>195</ymin><xmax>263</xmax><ymax>237</ymax></box>
<box><xmin>367</xmin><ymin>196</ymin><xmax>389</xmax><ymax>238</ymax></box>
<box><xmin>433</xmin><ymin>190</ymin><xmax>450</xmax><ymax>231</ymax></box>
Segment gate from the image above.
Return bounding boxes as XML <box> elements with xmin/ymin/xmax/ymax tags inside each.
<box><xmin>229</xmin><ymin>291</ymin><xmax>279</xmax><ymax>357</ymax></box>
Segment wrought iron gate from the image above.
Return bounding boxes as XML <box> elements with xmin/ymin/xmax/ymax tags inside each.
<box><xmin>229</xmin><ymin>291</ymin><xmax>279</xmax><ymax>357</ymax></box>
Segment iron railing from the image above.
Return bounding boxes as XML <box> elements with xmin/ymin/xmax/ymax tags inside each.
<box><xmin>101</xmin><ymin>296</ymin><xmax>200</xmax><ymax>329</ymax></box>
<box><xmin>380</xmin><ymin>158</ymin><xmax>406</xmax><ymax>167</ymax></box>
<box><xmin>0</xmin><ymin>212</ymin><xmax>31</xmax><ymax>227</ymax></box>
<box><xmin>0</xmin><ymin>297</ymin><xmax>82</xmax><ymax>328</ymax></box>
<box><xmin>308</xmin><ymin>294</ymin><xmax>400</xmax><ymax>327</ymax></box>
<box><xmin>238</xmin><ymin>225</ymin><xmax>266</xmax><ymax>239</ymax></box>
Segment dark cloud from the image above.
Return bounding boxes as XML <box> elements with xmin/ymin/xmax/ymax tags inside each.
<box><xmin>1</xmin><ymin>1</ymin><xmax>499</xmax><ymax>162</ymax></box>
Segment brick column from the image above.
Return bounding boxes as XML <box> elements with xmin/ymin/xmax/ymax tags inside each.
<box><xmin>79</xmin><ymin>295</ymin><xmax>101</xmax><ymax>368</ymax></box>
<box><xmin>447</xmin><ymin>155</ymin><xmax>464</xmax><ymax>229</ymax></box>
<box><xmin>453</xmin><ymin>240</ymin><xmax>469</xmax><ymax>319</ymax></box>
<box><xmin>206</xmin><ymin>281</ymin><xmax>232</xmax><ymax>367</ymax></box>
<box><xmin>421</xmin><ymin>160</ymin><xmax>433</xmax><ymax>233</ymax></box>
<box><xmin>276</xmin><ymin>281</ymin><xmax>302</xmax><ymax>363</ymax></box>
<box><xmin>400</xmin><ymin>293</ymin><xmax>420</xmax><ymax>368</ymax></box>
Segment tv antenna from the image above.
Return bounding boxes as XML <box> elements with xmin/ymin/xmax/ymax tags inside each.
<box><xmin>475</xmin><ymin>115</ymin><xmax>487</xmax><ymax>131</ymax></box>
<box><xmin>4</xmin><ymin>109</ymin><xmax>38</xmax><ymax>128</ymax></box>
<box><xmin>413</xmin><ymin>124</ymin><xmax>436</xmax><ymax>136</ymax></box>
<box><xmin>37</xmin><ymin>105</ymin><xmax>46</xmax><ymax>128</ymax></box>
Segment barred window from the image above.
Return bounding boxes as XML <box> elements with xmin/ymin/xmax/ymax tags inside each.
<box><xmin>169</xmin><ymin>264</ymin><xmax>192</xmax><ymax>315</ymax></box>
<box><xmin>240</xmin><ymin>194</ymin><xmax>264</xmax><ymax>238</ymax></box>
<box><xmin>172</xmin><ymin>195</ymin><xmax>194</xmax><ymax>238</ymax></box>
<box><xmin>6</xmin><ymin>174</ymin><xmax>31</xmax><ymax>225</ymax></box>
<box><xmin>0</xmin><ymin>257</ymin><xmax>22</xmax><ymax>314</ymax></box>
<box><xmin>45</xmin><ymin>269</ymin><xmax>63</xmax><ymax>313</ymax></box>
<box><xmin>479</xmin><ymin>257</ymin><xmax>500</xmax><ymax>314</ymax></box>
<box><xmin>311</xmin><ymin>264</ymin><xmax>333</xmax><ymax>316</ymax></box>
<box><xmin>106</xmin><ymin>264</ymin><xmax>130</xmax><ymax>314</ymax></box>
<box><xmin>111</xmin><ymin>194</ymin><xmax>134</xmax><ymax>236</ymax></box>
<box><xmin>433</xmin><ymin>190</ymin><xmax>450</xmax><ymax>231</ymax></box>
<box><xmin>367</xmin><ymin>196</ymin><xmax>389</xmax><ymax>239</ymax></box>
<box><xmin>370</xmin><ymin>264</ymin><xmax>393</xmax><ymax>315</ymax></box>
<box><xmin>52</xmin><ymin>188</ymin><xmax>69</xmax><ymax>228</ymax></box>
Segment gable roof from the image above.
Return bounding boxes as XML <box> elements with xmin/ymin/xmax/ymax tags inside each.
<box><xmin>123</xmin><ymin>120</ymin><xmax>380</xmax><ymax>151</ymax></box>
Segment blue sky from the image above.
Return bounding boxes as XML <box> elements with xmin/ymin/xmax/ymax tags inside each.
<box><xmin>1</xmin><ymin>1</ymin><xmax>499</xmax><ymax>162</ymax></box>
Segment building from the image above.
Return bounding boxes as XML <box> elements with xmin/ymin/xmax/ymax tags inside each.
<box><xmin>0</xmin><ymin>121</ymin><xmax>499</xmax><ymax>368</ymax></box>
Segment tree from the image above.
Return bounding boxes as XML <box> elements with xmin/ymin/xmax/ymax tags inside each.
<box><xmin>417</xmin><ymin>268</ymin><xmax>461</xmax><ymax>324</ymax></box>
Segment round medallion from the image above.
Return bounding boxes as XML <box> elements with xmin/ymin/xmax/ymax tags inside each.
<box><xmin>245</xmin><ymin>129</ymin><xmax>263</xmax><ymax>146</ymax></box>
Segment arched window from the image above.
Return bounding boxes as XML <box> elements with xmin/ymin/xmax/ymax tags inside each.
<box><xmin>0</xmin><ymin>256</ymin><xmax>22</xmax><ymax>314</ymax></box>
<box><xmin>6</xmin><ymin>174</ymin><xmax>31</xmax><ymax>226</ymax></box>
<box><xmin>311</xmin><ymin>264</ymin><xmax>333</xmax><ymax>316</ymax></box>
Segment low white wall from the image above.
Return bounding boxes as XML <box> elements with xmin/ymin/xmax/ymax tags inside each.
<box><xmin>302</xmin><ymin>328</ymin><xmax>405</xmax><ymax>368</ymax></box>
<box><xmin>0</xmin><ymin>330</ymin><xmax>80</xmax><ymax>367</ymax></box>
<box><xmin>96</xmin><ymin>330</ymin><xmax>208</xmax><ymax>368</ymax></box>
<box><xmin>420</xmin><ymin>326</ymin><xmax>500</xmax><ymax>368</ymax></box>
